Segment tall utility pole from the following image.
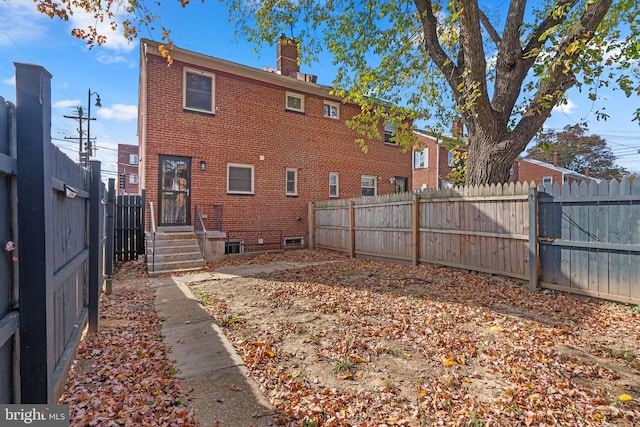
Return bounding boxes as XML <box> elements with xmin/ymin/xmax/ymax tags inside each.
<box><xmin>63</xmin><ymin>105</ymin><xmax>95</xmax><ymax>165</ymax></box>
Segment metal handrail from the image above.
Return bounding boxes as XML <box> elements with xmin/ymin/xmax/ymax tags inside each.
<box><xmin>148</xmin><ymin>201</ymin><xmax>156</xmax><ymax>273</ymax></box>
<box><xmin>194</xmin><ymin>204</ymin><xmax>207</xmax><ymax>258</ymax></box>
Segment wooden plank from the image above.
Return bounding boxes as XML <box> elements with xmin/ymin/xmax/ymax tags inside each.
<box><xmin>618</xmin><ymin>178</ymin><xmax>632</xmax><ymax>299</ymax></box>
<box><xmin>631</xmin><ymin>180</ymin><xmax>640</xmax><ymax>300</ymax></box>
<box><xmin>608</xmin><ymin>180</ymin><xmax>621</xmax><ymax>297</ymax></box>
<box><xmin>528</xmin><ymin>188</ymin><xmax>538</xmax><ymax>290</ymax></box>
<box><xmin>588</xmin><ymin>182</ymin><xmax>600</xmax><ymax>294</ymax></box>
<box><xmin>598</xmin><ymin>182</ymin><xmax>611</xmax><ymax>295</ymax></box>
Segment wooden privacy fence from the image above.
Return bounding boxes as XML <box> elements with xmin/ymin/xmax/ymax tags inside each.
<box><xmin>0</xmin><ymin>64</ymin><xmax>112</xmax><ymax>404</ymax></box>
<box><xmin>311</xmin><ymin>179</ymin><xmax>640</xmax><ymax>305</ymax></box>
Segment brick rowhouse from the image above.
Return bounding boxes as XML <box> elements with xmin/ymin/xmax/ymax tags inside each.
<box><xmin>138</xmin><ymin>37</ymin><xmax>412</xmax><ymax>248</ymax></box>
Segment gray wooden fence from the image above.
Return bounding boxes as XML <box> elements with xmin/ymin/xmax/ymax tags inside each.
<box><xmin>311</xmin><ymin>179</ymin><xmax>640</xmax><ymax>305</ymax></box>
<box><xmin>0</xmin><ymin>63</ymin><xmax>110</xmax><ymax>404</ymax></box>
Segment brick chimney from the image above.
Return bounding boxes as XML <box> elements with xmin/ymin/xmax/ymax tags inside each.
<box><xmin>452</xmin><ymin>117</ymin><xmax>464</xmax><ymax>137</ymax></box>
<box><xmin>584</xmin><ymin>166</ymin><xmax>590</xmax><ymax>177</ymax></box>
<box><xmin>553</xmin><ymin>152</ymin><xmax>559</xmax><ymax>167</ymax></box>
<box><xmin>277</xmin><ymin>35</ymin><xmax>299</xmax><ymax>78</ymax></box>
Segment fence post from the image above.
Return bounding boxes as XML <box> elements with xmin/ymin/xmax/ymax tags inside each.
<box><xmin>349</xmin><ymin>200</ymin><xmax>355</xmax><ymax>257</ymax></box>
<box><xmin>308</xmin><ymin>201</ymin><xmax>315</xmax><ymax>250</ymax></box>
<box><xmin>105</xmin><ymin>178</ymin><xmax>115</xmax><ymax>294</ymax></box>
<box><xmin>15</xmin><ymin>63</ymin><xmax>54</xmax><ymax>403</ymax></box>
<box><xmin>88</xmin><ymin>161</ymin><xmax>101</xmax><ymax>332</ymax></box>
<box><xmin>412</xmin><ymin>193</ymin><xmax>419</xmax><ymax>266</ymax></box>
<box><xmin>138</xmin><ymin>189</ymin><xmax>146</xmax><ymax>255</ymax></box>
<box><xmin>528</xmin><ymin>187</ymin><xmax>539</xmax><ymax>291</ymax></box>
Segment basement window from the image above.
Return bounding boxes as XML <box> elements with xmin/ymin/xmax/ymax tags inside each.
<box><xmin>225</xmin><ymin>240</ymin><xmax>244</xmax><ymax>254</ymax></box>
<box><xmin>284</xmin><ymin>237</ymin><xmax>304</xmax><ymax>248</ymax></box>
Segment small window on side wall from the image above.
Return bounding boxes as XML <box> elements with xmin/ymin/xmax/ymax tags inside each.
<box><xmin>542</xmin><ymin>176</ymin><xmax>553</xmax><ymax>187</ymax></box>
<box><xmin>227</xmin><ymin>164</ymin><xmax>254</xmax><ymax>194</ymax></box>
<box><xmin>129</xmin><ymin>154</ymin><xmax>139</xmax><ymax>165</ymax></box>
<box><xmin>129</xmin><ymin>174</ymin><xmax>139</xmax><ymax>185</ymax></box>
<box><xmin>323</xmin><ymin>101</ymin><xmax>339</xmax><ymax>119</ymax></box>
<box><xmin>286</xmin><ymin>168</ymin><xmax>298</xmax><ymax>196</ymax></box>
<box><xmin>184</xmin><ymin>68</ymin><xmax>215</xmax><ymax>113</ymax></box>
<box><xmin>286</xmin><ymin>92</ymin><xmax>304</xmax><ymax>113</ymax></box>
<box><xmin>413</xmin><ymin>149</ymin><xmax>428</xmax><ymax>169</ymax></box>
<box><xmin>329</xmin><ymin>173</ymin><xmax>339</xmax><ymax>198</ymax></box>
<box><xmin>384</xmin><ymin>123</ymin><xmax>397</xmax><ymax>145</ymax></box>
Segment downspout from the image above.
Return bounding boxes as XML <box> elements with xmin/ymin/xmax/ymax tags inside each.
<box><xmin>436</xmin><ymin>138</ymin><xmax>441</xmax><ymax>189</ymax></box>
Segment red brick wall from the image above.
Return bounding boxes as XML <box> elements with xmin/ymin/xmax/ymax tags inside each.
<box><xmin>412</xmin><ymin>133</ymin><xmax>454</xmax><ymax>190</ymax></box>
<box><xmin>117</xmin><ymin>143</ymin><xmax>139</xmax><ymax>195</ymax></box>
<box><xmin>510</xmin><ymin>159</ymin><xmax>562</xmax><ymax>186</ymax></box>
<box><xmin>141</xmin><ymin>53</ymin><xmax>412</xmax><ymax>243</ymax></box>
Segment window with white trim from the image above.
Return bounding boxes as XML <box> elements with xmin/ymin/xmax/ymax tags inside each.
<box><xmin>129</xmin><ymin>154</ymin><xmax>139</xmax><ymax>165</ymax></box>
<box><xmin>542</xmin><ymin>176</ymin><xmax>553</xmax><ymax>187</ymax></box>
<box><xmin>286</xmin><ymin>92</ymin><xmax>305</xmax><ymax>113</ymax></box>
<box><xmin>184</xmin><ymin>68</ymin><xmax>215</xmax><ymax>113</ymax></box>
<box><xmin>286</xmin><ymin>168</ymin><xmax>297</xmax><ymax>196</ymax></box>
<box><xmin>323</xmin><ymin>101</ymin><xmax>339</xmax><ymax>119</ymax></box>
<box><xmin>329</xmin><ymin>173</ymin><xmax>339</xmax><ymax>198</ymax></box>
<box><xmin>447</xmin><ymin>151</ymin><xmax>456</xmax><ymax>167</ymax></box>
<box><xmin>413</xmin><ymin>149</ymin><xmax>428</xmax><ymax>169</ymax></box>
<box><xmin>129</xmin><ymin>174</ymin><xmax>139</xmax><ymax>184</ymax></box>
<box><xmin>227</xmin><ymin>164</ymin><xmax>254</xmax><ymax>194</ymax></box>
<box><xmin>384</xmin><ymin>123</ymin><xmax>397</xmax><ymax>145</ymax></box>
<box><xmin>361</xmin><ymin>175</ymin><xmax>377</xmax><ymax>197</ymax></box>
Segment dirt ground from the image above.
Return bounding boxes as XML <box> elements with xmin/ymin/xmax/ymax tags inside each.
<box><xmin>189</xmin><ymin>250</ymin><xmax>640</xmax><ymax>426</ymax></box>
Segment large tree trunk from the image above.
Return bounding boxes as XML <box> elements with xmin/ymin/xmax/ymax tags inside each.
<box><xmin>465</xmin><ymin>119</ymin><xmax>538</xmax><ymax>186</ymax></box>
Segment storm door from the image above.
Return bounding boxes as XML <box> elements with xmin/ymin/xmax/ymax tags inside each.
<box><xmin>158</xmin><ymin>155</ymin><xmax>191</xmax><ymax>226</ymax></box>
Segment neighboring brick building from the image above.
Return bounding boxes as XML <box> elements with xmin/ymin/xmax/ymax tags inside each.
<box><xmin>117</xmin><ymin>143</ymin><xmax>140</xmax><ymax>195</ymax></box>
<box><xmin>138</xmin><ymin>37</ymin><xmax>412</xmax><ymax>249</ymax></box>
<box><xmin>510</xmin><ymin>154</ymin><xmax>595</xmax><ymax>187</ymax></box>
<box><xmin>412</xmin><ymin>132</ymin><xmax>458</xmax><ymax>190</ymax></box>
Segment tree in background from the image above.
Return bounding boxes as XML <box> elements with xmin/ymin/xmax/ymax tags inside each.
<box><xmin>31</xmin><ymin>0</ymin><xmax>639</xmax><ymax>185</ymax></box>
<box><xmin>526</xmin><ymin>125</ymin><xmax>629</xmax><ymax>180</ymax></box>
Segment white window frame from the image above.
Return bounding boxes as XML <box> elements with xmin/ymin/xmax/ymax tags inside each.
<box><xmin>286</xmin><ymin>168</ymin><xmax>298</xmax><ymax>196</ymax></box>
<box><xmin>542</xmin><ymin>176</ymin><xmax>553</xmax><ymax>187</ymax></box>
<box><xmin>129</xmin><ymin>154</ymin><xmax>139</xmax><ymax>165</ymax></box>
<box><xmin>184</xmin><ymin>67</ymin><xmax>215</xmax><ymax>113</ymax></box>
<box><xmin>413</xmin><ymin>148</ymin><xmax>428</xmax><ymax>169</ymax></box>
<box><xmin>285</xmin><ymin>92</ymin><xmax>305</xmax><ymax>113</ymax></box>
<box><xmin>447</xmin><ymin>151</ymin><xmax>456</xmax><ymax>167</ymax></box>
<box><xmin>227</xmin><ymin>163</ymin><xmax>254</xmax><ymax>195</ymax></box>
<box><xmin>329</xmin><ymin>172</ymin><xmax>339</xmax><ymax>198</ymax></box>
<box><xmin>361</xmin><ymin>175</ymin><xmax>377</xmax><ymax>197</ymax></box>
<box><xmin>323</xmin><ymin>101</ymin><xmax>339</xmax><ymax>119</ymax></box>
<box><xmin>384</xmin><ymin>123</ymin><xmax>397</xmax><ymax>145</ymax></box>
<box><xmin>129</xmin><ymin>174</ymin><xmax>139</xmax><ymax>184</ymax></box>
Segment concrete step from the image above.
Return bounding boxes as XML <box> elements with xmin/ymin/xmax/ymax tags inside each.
<box><xmin>146</xmin><ymin>231</ymin><xmax>205</xmax><ymax>276</ymax></box>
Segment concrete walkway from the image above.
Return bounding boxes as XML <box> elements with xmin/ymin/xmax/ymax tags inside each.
<box><xmin>151</xmin><ymin>271</ymin><xmax>276</xmax><ymax>426</ymax></box>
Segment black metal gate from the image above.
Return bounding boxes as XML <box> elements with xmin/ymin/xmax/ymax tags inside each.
<box><xmin>115</xmin><ymin>190</ymin><xmax>146</xmax><ymax>261</ymax></box>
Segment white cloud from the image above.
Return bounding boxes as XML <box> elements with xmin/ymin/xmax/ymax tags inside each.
<box><xmin>0</xmin><ymin>0</ymin><xmax>49</xmax><ymax>46</ymax></box>
<box><xmin>97</xmin><ymin>53</ymin><xmax>129</xmax><ymax>64</ymax></box>
<box><xmin>552</xmin><ymin>98</ymin><xmax>577</xmax><ymax>114</ymax></box>
<box><xmin>53</xmin><ymin>99</ymin><xmax>82</xmax><ymax>109</ymax></box>
<box><xmin>2</xmin><ymin>76</ymin><xmax>15</xmax><ymax>87</ymax></box>
<box><xmin>98</xmin><ymin>104</ymin><xmax>137</xmax><ymax>121</ymax></box>
<box><xmin>68</xmin><ymin>7</ymin><xmax>135</xmax><ymax>53</ymax></box>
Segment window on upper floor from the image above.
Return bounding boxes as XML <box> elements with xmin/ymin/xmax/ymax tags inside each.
<box><xmin>129</xmin><ymin>174</ymin><xmax>139</xmax><ymax>185</ymax></box>
<box><xmin>286</xmin><ymin>168</ymin><xmax>298</xmax><ymax>196</ymax></box>
<box><xmin>413</xmin><ymin>149</ymin><xmax>428</xmax><ymax>169</ymax></box>
<box><xmin>447</xmin><ymin>151</ymin><xmax>456</xmax><ymax>167</ymax></box>
<box><xmin>384</xmin><ymin>123</ymin><xmax>397</xmax><ymax>145</ymax></box>
<box><xmin>184</xmin><ymin>68</ymin><xmax>215</xmax><ymax>113</ymax></box>
<box><xmin>227</xmin><ymin>163</ymin><xmax>254</xmax><ymax>195</ymax></box>
<box><xmin>323</xmin><ymin>101</ymin><xmax>339</xmax><ymax>119</ymax></box>
<box><xmin>129</xmin><ymin>154</ymin><xmax>139</xmax><ymax>165</ymax></box>
<box><xmin>361</xmin><ymin>175</ymin><xmax>377</xmax><ymax>197</ymax></box>
<box><xmin>329</xmin><ymin>173</ymin><xmax>339</xmax><ymax>198</ymax></box>
<box><xmin>542</xmin><ymin>176</ymin><xmax>553</xmax><ymax>187</ymax></box>
<box><xmin>286</xmin><ymin>92</ymin><xmax>305</xmax><ymax>113</ymax></box>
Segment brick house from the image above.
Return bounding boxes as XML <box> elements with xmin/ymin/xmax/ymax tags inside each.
<box><xmin>510</xmin><ymin>153</ymin><xmax>596</xmax><ymax>187</ymax></box>
<box><xmin>117</xmin><ymin>143</ymin><xmax>140</xmax><ymax>195</ymax></box>
<box><xmin>412</xmin><ymin>132</ymin><xmax>458</xmax><ymax>190</ymax></box>
<box><xmin>138</xmin><ymin>37</ymin><xmax>412</xmax><ymax>252</ymax></box>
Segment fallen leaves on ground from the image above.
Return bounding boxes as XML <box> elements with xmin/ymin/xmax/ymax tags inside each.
<box><xmin>60</xmin><ymin>262</ymin><xmax>199</xmax><ymax>426</ymax></box>
<box><xmin>197</xmin><ymin>250</ymin><xmax>640</xmax><ymax>426</ymax></box>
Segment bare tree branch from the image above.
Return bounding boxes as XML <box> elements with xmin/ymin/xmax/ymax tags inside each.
<box><xmin>478</xmin><ymin>9</ymin><xmax>501</xmax><ymax>46</ymax></box>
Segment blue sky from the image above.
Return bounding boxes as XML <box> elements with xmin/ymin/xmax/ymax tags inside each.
<box><xmin>1</xmin><ymin>0</ymin><xmax>639</xmax><ymax>179</ymax></box>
